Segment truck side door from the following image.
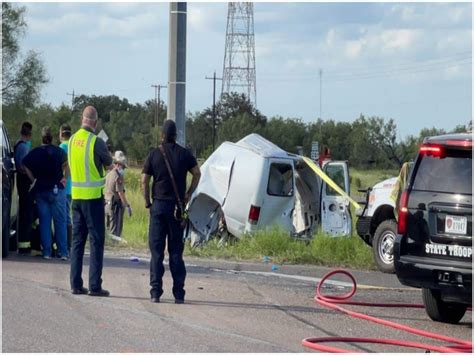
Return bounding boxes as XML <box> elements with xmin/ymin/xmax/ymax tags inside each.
<box><xmin>321</xmin><ymin>161</ymin><xmax>352</xmax><ymax>236</ymax></box>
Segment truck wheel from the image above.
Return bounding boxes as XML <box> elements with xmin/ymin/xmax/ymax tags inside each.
<box><xmin>422</xmin><ymin>288</ymin><xmax>467</xmax><ymax>324</ymax></box>
<box><xmin>372</xmin><ymin>219</ymin><xmax>397</xmax><ymax>273</ymax></box>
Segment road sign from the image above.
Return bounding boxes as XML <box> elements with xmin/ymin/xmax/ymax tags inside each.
<box><xmin>98</xmin><ymin>129</ymin><xmax>109</xmax><ymax>143</ymax></box>
<box><xmin>311</xmin><ymin>141</ymin><xmax>319</xmax><ymax>161</ymax></box>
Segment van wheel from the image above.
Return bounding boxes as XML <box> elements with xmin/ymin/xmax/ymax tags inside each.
<box><xmin>372</xmin><ymin>219</ymin><xmax>397</xmax><ymax>273</ymax></box>
<box><xmin>422</xmin><ymin>288</ymin><xmax>467</xmax><ymax>324</ymax></box>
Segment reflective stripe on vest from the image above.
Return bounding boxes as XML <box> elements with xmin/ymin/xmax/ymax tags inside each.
<box><xmin>69</xmin><ymin>128</ymin><xmax>105</xmax><ymax>200</ymax></box>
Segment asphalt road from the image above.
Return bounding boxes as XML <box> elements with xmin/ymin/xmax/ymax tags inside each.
<box><xmin>2</xmin><ymin>252</ymin><xmax>472</xmax><ymax>353</ymax></box>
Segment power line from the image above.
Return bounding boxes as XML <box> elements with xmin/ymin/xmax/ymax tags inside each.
<box><xmin>260</xmin><ymin>56</ymin><xmax>471</xmax><ymax>83</ymax></box>
<box><xmin>322</xmin><ymin>51</ymin><xmax>472</xmax><ymax>75</ymax></box>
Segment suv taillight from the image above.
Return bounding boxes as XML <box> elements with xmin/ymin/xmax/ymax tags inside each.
<box><xmin>398</xmin><ymin>190</ymin><xmax>409</xmax><ymax>235</ymax></box>
<box><xmin>419</xmin><ymin>144</ymin><xmax>443</xmax><ymax>156</ymax></box>
<box><xmin>248</xmin><ymin>205</ymin><xmax>261</xmax><ymax>225</ymax></box>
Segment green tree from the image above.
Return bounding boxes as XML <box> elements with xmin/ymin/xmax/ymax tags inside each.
<box><xmin>73</xmin><ymin>94</ymin><xmax>133</xmax><ymax>122</ymax></box>
<box><xmin>186</xmin><ymin>112</ymin><xmax>213</xmax><ymax>158</ymax></box>
<box><xmin>218</xmin><ymin>113</ymin><xmax>264</xmax><ymax>144</ymax></box>
<box><xmin>366</xmin><ymin>117</ymin><xmax>403</xmax><ymax>168</ymax></box>
<box><xmin>262</xmin><ymin>117</ymin><xmax>306</xmax><ymax>153</ymax></box>
<box><xmin>2</xmin><ymin>3</ymin><xmax>48</xmax><ymax>108</ymax></box>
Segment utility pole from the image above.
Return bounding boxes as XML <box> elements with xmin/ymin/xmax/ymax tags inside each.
<box><xmin>168</xmin><ymin>2</ymin><xmax>187</xmax><ymax>146</ymax></box>
<box><xmin>319</xmin><ymin>68</ymin><xmax>322</xmax><ymax>137</ymax></box>
<box><xmin>66</xmin><ymin>89</ymin><xmax>75</xmax><ymax>110</ymax></box>
<box><xmin>205</xmin><ymin>71</ymin><xmax>222</xmax><ymax>151</ymax></box>
<box><xmin>151</xmin><ymin>84</ymin><xmax>167</xmax><ymax>127</ymax></box>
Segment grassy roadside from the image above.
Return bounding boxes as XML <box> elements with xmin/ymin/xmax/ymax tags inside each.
<box><xmin>110</xmin><ymin>167</ymin><xmax>396</xmax><ymax>270</ymax></box>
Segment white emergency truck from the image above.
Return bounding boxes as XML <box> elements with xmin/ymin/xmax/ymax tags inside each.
<box><xmin>356</xmin><ymin>178</ymin><xmax>398</xmax><ymax>273</ymax></box>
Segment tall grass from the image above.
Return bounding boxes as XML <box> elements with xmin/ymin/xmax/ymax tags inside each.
<box><xmin>186</xmin><ymin>228</ymin><xmax>374</xmax><ymax>269</ymax></box>
<box><xmin>116</xmin><ymin>167</ymin><xmax>393</xmax><ymax>269</ymax></box>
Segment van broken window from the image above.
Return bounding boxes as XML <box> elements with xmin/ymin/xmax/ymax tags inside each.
<box><xmin>267</xmin><ymin>163</ymin><xmax>293</xmax><ymax>196</ymax></box>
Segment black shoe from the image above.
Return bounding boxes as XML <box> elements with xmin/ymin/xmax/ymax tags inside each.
<box><xmin>150</xmin><ymin>297</ymin><xmax>160</xmax><ymax>303</ymax></box>
<box><xmin>71</xmin><ymin>287</ymin><xmax>89</xmax><ymax>295</ymax></box>
<box><xmin>175</xmin><ymin>299</ymin><xmax>184</xmax><ymax>304</ymax></box>
<box><xmin>88</xmin><ymin>289</ymin><xmax>110</xmax><ymax>297</ymax></box>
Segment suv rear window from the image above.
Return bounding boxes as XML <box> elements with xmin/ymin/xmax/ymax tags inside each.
<box><xmin>412</xmin><ymin>149</ymin><xmax>472</xmax><ymax>195</ymax></box>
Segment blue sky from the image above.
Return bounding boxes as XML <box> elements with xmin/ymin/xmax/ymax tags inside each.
<box><xmin>22</xmin><ymin>2</ymin><xmax>472</xmax><ymax>138</ymax></box>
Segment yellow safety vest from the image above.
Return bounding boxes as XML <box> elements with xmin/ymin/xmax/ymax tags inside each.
<box><xmin>68</xmin><ymin>128</ymin><xmax>105</xmax><ymax>200</ymax></box>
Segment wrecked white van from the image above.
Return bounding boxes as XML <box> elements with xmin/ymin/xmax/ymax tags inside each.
<box><xmin>187</xmin><ymin>134</ymin><xmax>352</xmax><ymax>246</ymax></box>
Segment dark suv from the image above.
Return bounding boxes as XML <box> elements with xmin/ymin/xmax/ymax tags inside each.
<box><xmin>1</xmin><ymin>120</ymin><xmax>18</xmax><ymax>258</ymax></box>
<box><xmin>394</xmin><ymin>133</ymin><xmax>472</xmax><ymax>324</ymax></box>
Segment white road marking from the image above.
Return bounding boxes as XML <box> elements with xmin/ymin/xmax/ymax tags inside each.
<box><xmin>225</xmin><ymin>270</ymin><xmax>391</xmax><ymax>290</ymax></box>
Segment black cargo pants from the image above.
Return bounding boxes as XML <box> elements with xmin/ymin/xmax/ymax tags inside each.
<box><xmin>148</xmin><ymin>199</ymin><xmax>186</xmax><ymax>301</ymax></box>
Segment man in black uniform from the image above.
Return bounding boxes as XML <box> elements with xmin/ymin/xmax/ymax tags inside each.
<box><xmin>141</xmin><ymin>120</ymin><xmax>201</xmax><ymax>304</ymax></box>
<box><xmin>14</xmin><ymin>122</ymin><xmax>33</xmax><ymax>254</ymax></box>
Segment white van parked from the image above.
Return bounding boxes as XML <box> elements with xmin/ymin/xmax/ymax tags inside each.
<box><xmin>187</xmin><ymin>134</ymin><xmax>352</xmax><ymax>246</ymax></box>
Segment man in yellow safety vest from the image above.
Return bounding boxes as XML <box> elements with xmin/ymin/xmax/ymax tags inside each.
<box><xmin>69</xmin><ymin>106</ymin><xmax>113</xmax><ymax>297</ymax></box>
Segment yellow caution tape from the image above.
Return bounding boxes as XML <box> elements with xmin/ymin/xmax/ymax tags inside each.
<box><xmin>302</xmin><ymin>157</ymin><xmax>362</xmax><ymax>210</ymax></box>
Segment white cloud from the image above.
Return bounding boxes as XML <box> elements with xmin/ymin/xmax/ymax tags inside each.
<box><xmin>102</xmin><ymin>3</ymin><xmax>141</xmax><ymax>15</ymax></box>
<box><xmin>388</xmin><ymin>3</ymin><xmax>471</xmax><ymax>29</ymax></box>
<box><xmin>28</xmin><ymin>13</ymin><xmax>89</xmax><ymax>34</ymax></box>
<box><xmin>187</xmin><ymin>3</ymin><xmax>226</xmax><ymax>33</ymax></box>
<box><xmin>379</xmin><ymin>29</ymin><xmax>421</xmax><ymax>52</ymax></box>
<box><xmin>93</xmin><ymin>13</ymin><xmax>159</xmax><ymax>38</ymax></box>
<box><xmin>345</xmin><ymin>41</ymin><xmax>362</xmax><ymax>59</ymax></box>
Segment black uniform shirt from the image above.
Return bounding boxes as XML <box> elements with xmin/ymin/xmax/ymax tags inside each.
<box><xmin>142</xmin><ymin>143</ymin><xmax>197</xmax><ymax>201</ymax></box>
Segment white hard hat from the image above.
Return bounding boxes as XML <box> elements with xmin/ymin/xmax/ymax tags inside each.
<box><xmin>113</xmin><ymin>150</ymin><xmax>127</xmax><ymax>167</ymax></box>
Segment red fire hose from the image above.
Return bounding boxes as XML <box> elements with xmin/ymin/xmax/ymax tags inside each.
<box><xmin>302</xmin><ymin>269</ymin><xmax>472</xmax><ymax>353</ymax></box>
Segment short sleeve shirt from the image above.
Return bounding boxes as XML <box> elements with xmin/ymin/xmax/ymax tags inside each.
<box><xmin>142</xmin><ymin>143</ymin><xmax>197</xmax><ymax>201</ymax></box>
<box><xmin>104</xmin><ymin>169</ymin><xmax>125</xmax><ymax>202</ymax></box>
<box><xmin>23</xmin><ymin>144</ymin><xmax>67</xmax><ymax>193</ymax></box>
<box><xmin>59</xmin><ymin>141</ymin><xmax>72</xmax><ymax>195</ymax></box>
<box><xmin>14</xmin><ymin>140</ymin><xmax>30</xmax><ymax>173</ymax></box>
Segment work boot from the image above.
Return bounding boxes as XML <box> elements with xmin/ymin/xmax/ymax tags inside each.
<box><xmin>71</xmin><ymin>287</ymin><xmax>89</xmax><ymax>295</ymax></box>
<box><xmin>88</xmin><ymin>289</ymin><xmax>110</xmax><ymax>297</ymax></box>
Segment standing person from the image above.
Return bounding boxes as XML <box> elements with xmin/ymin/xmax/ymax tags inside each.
<box><xmin>69</xmin><ymin>106</ymin><xmax>112</xmax><ymax>297</ymax></box>
<box><xmin>14</xmin><ymin>121</ymin><xmax>34</xmax><ymax>255</ymax></box>
<box><xmin>105</xmin><ymin>150</ymin><xmax>132</xmax><ymax>242</ymax></box>
<box><xmin>59</xmin><ymin>123</ymin><xmax>73</xmax><ymax>252</ymax></box>
<box><xmin>141</xmin><ymin>120</ymin><xmax>201</xmax><ymax>304</ymax></box>
<box><xmin>22</xmin><ymin>127</ymin><xmax>69</xmax><ymax>260</ymax></box>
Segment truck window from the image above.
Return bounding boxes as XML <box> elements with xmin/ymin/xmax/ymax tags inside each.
<box><xmin>267</xmin><ymin>163</ymin><xmax>293</xmax><ymax>196</ymax></box>
<box><xmin>412</xmin><ymin>149</ymin><xmax>472</xmax><ymax>195</ymax></box>
<box><xmin>325</xmin><ymin>164</ymin><xmax>346</xmax><ymax>196</ymax></box>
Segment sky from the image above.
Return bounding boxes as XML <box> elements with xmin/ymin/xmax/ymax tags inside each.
<box><xmin>21</xmin><ymin>2</ymin><xmax>472</xmax><ymax>139</ymax></box>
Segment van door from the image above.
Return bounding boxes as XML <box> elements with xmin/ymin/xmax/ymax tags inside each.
<box><xmin>321</xmin><ymin>161</ymin><xmax>352</xmax><ymax>236</ymax></box>
<box><xmin>256</xmin><ymin>159</ymin><xmax>295</xmax><ymax>232</ymax></box>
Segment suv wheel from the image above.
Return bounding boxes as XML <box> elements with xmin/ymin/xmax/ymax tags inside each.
<box><xmin>372</xmin><ymin>219</ymin><xmax>396</xmax><ymax>273</ymax></box>
<box><xmin>422</xmin><ymin>288</ymin><xmax>467</xmax><ymax>324</ymax></box>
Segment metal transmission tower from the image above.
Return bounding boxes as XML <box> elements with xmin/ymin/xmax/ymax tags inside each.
<box><xmin>221</xmin><ymin>2</ymin><xmax>257</xmax><ymax>107</ymax></box>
